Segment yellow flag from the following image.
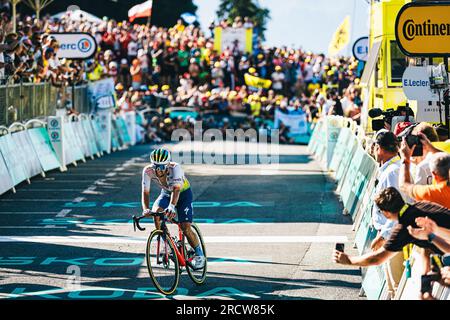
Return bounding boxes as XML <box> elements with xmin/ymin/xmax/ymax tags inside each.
<box><xmin>244</xmin><ymin>73</ymin><xmax>272</xmax><ymax>89</ymax></box>
<box><xmin>328</xmin><ymin>16</ymin><xmax>351</xmax><ymax>56</ymax></box>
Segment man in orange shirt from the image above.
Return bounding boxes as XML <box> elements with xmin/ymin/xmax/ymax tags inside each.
<box><xmin>399</xmin><ymin>133</ymin><xmax>450</xmax><ymax>209</ymax></box>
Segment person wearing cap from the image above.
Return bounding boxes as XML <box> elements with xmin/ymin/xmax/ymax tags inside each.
<box><xmin>370</xmin><ymin>130</ymin><xmax>413</xmax><ymax>297</ymax></box>
<box><xmin>271</xmin><ymin>65</ymin><xmax>285</xmax><ymax>94</ymax></box>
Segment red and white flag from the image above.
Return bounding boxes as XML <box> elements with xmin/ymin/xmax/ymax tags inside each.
<box><xmin>128</xmin><ymin>0</ymin><xmax>153</xmax><ymax>22</ymax></box>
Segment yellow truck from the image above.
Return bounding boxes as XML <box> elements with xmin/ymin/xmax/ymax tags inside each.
<box><xmin>360</xmin><ymin>0</ymin><xmax>409</xmax><ymax>132</ymax></box>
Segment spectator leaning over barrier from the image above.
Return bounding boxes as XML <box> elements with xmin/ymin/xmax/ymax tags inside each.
<box><xmin>334</xmin><ymin>187</ymin><xmax>450</xmax><ymax>274</ymax></box>
<box><xmin>411</xmin><ymin>123</ymin><xmax>440</xmax><ymax>185</ymax></box>
<box><xmin>399</xmin><ymin>134</ymin><xmax>450</xmax><ymax>210</ymax></box>
<box><xmin>408</xmin><ymin>216</ymin><xmax>450</xmax><ymax>254</ymax></box>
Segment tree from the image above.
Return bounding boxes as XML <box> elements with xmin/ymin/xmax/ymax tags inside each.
<box><xmin>9</xmin><ymin>0</ymin><xmax>21</xmax><ymax>32</ymax></box>
<box><xmin>216</xmin><ymin>0</ymin><xmax>270</xmax><ymax>40</ymax></box>
<box><xmin>23</xmin><ymin>0</ymin><xmax>54</xmax><ymax>20</ymax></box>
<box><xmin>151</xmin><ymin>0</ymin><xmax>198</xmax><ymax>28</ymax></box>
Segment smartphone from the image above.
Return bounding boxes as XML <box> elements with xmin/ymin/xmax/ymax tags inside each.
<box><xmin>421</xmin><ymin>274</ymin><xmax>440</xmax><ymax>294</ymax></box>
<box><xmin>335</xmin><ymin>243</ymin><xmax>345</xmax><ymax>252</ymax></box>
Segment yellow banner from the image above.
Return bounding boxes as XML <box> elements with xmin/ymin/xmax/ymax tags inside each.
<box><xmin>244</xmin><ymin>73</ymin><xmax>272</xmax><ymax>89</ymax></box>
<box><xmin>328</xmin><ymin>16</ymin><xmax>351</xmax><ymax>56</ymax></box>
<box><xmin>214</xmin><ymin>27</ymin><xmax>253</xmax><ymax>54</ymax></box>
<box><xmin>396</xmin><ymin>2</ymin><xmax>450</xmax><ymax>56</ymax></box>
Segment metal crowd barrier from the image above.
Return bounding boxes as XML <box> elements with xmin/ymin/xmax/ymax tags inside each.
<box><xmin>0</xmin><ymin>82</ymin><xmax>91</xmax><ymax>127</ymax></box>
<box><xmin>0</xmin><ymin>111</ymin><xmax>138</xmax><ymax>196</ymax></box>
<box><xmin>308</xmin><ymin>116</ymin><xmax>450</xmax><ymax>300</ymax></box>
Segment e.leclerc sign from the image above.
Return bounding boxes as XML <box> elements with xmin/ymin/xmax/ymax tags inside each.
<box><xmin>49</xmin><ymin>33</ymin><xmax>97</xmax><ymax>60</ymax></box>
<box><xmin>402</xmin><ymin>66</ymin><xmax>439</xmax><ymax>101</ymax></box>
<box><xmin>396</xmin><ymin>2</ymin><xmax>450</xmax><ymax>57</ymax></box>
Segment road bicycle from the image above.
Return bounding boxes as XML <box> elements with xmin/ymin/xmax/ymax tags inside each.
<box><xmin>132</xmin><ymin>212</ymin><xmax>207</xmax><ymax>295</ymax></box>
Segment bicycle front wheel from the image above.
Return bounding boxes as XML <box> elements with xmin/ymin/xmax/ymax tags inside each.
<box><xmin>146</xmin><ymin>229</ymin><xmax>180</xmax><ymax>295</ymax></box>
<box><xmin>183</xmin><ymin>223</ymin><xmax>207</xmax><ymax>285</ymax></box>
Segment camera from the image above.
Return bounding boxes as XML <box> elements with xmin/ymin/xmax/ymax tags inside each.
<box><xmin>397</xmin><ymin>123</ymin><xmax>423</xmax><ymax>157</ymax></box>
<box><xmin>369</xmin><ymin>106</ymin><xmax>415</xmax><ymax>132</ymax></box>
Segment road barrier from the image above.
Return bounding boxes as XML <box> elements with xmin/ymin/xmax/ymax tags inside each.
<box><xmin>0</xmin><ymin>111</ymin><xmax>140</xmax><ymax>196</ymax></box>
<box><xmin>308</xmin><ymin>116</ymin><xmax>449</xmax><ymax>300</ymax></box>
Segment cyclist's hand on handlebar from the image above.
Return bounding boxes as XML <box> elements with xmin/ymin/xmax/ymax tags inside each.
<box><xmin>142</xmin><ymin>209</ymin><xmax>151</xmax><ymax>217</ymax></box>
<box><xmin>164</xmin><ymin>204</ymin><xmax>177</xmax><ymax>221</ymax></box>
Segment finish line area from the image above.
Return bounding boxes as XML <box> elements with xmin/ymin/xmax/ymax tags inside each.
<box><xmin>0</xmin><ymin>142</ymin><xmax>361</xmax><ymax>300</ymax></box>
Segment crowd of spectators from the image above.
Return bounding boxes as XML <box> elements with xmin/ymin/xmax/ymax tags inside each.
<box><xmin>334</xmin><ymin>121</ymin><xmax>450</xmax><ymax>300</ymax></box>
<box><xmin>0</xmin><ymin>8</ymin><xmax>364</xmax><ymax>143</ymax></box>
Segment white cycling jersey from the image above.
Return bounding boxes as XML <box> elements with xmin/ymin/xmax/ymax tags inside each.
<box><xmin>142</xmin><ymin>162</ymin><xmax>190</xmax><ymax>195</ymax></box>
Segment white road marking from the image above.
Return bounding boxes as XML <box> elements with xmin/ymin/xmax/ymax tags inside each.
<box><xmin>56</xmin><ymin>209</ymin><xmax>72</xmax><ymax>218</ymax></box>
<box><xmin>0</xmin><ymin>212</ymin><xmax>60</xmax><ymax>215</ymax></box>
<box><xmin>0</xmin><ymin>235</ymin><xmax>348</xmax><ymax>244</ymax></box>
<box><xmin>18</xmin><ymin>189</ymin><xmax>83</xmax><ymax>192</ymax></box>
<box><xmin>0</xmin><ymin>226</ymin><xmax>67</xmax><ymax>229</ymax></box>
<box><xmin>0</xmin><ymin>199</ymin><xmax>74</xmax><ymax>202</ymax></box>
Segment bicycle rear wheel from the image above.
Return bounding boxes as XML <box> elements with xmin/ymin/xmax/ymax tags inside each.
<box><xmin>183</xmin><ymin>223</ymin><xmax>207</xmax><ymax>285</ymax></box>
<box><xmin>146</xmin><ymin>229</ymin><xmax>180</xmax><ymax>295</ymax></box>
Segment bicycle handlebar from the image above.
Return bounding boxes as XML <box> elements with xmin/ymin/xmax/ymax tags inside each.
<box><xmin>132</xmin><ymin>211</ymin><xmax>179</xmax><ymax>232</ymax></box>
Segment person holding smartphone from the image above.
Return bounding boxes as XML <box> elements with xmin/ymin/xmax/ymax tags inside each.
<box><xmin>334</xmin><ymin>188</ymin><xmax>450</xmax><ymax>275</ymax></box>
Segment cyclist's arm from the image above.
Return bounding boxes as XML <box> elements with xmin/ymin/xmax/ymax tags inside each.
<box><xmin>142</xmin><ymin>169</ymin><xmax>151</xmax><ymax>215</ymax></box>
<box><xmin>170</xmin><ymin>185</ymin><xmax>181</xmax><ymax>208</ymax></box>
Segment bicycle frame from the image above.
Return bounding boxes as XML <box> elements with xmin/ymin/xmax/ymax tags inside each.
<box><xmin>159</xmin><ymin>223</ymin><xmax>188</xmax><ymax>267</ymax></box>
<box><xmin>134</xmin><ymin>213</ymin><xmax>191</xmax><ymax>268</ymax></box>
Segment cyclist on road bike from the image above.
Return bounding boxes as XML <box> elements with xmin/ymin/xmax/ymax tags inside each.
<box><xmin>141</xmin><ymin>148</ymin><xmax>206</xmax><ymax>269</ymax></box>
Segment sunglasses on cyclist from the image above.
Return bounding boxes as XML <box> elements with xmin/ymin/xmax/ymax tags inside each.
<box><xmin>154</xmin><ymin>164</ymin><xmax>168</xmax><ymax>171</ymax></box>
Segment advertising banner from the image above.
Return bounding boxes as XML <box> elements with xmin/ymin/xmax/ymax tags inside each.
<box><xmin>274</xmin><ymin>110</ymin><xmax>308</xmax><ymax>135</ymax></box>
<box><xmin>123</xmin><ymin>112</ymin><xmax>136</xmax><ymax>146</ymax></box>
<box><xmin>0</xmin><ymin>134</ymin><xmax>28</xmax><ymax>186</ymax></box>
<box><xmin>88</xmin><ymin>78</ymin><xmax>116</xmax><ymax>112</ymax></box>
<box><xmin>12</xmin><ymin>130</ymin><xmax>43</xmax><ymax>179</ymax></box>
<box><xmin>27</xmin><ymin>127</ymin><xmax>61</xmax><ymax>172</ymax></box>
<box><xmin>47</xmin><ymin>116</ymin><xmax>65</xmax><ymax>168</ymax></box>
<box><xmin>416</xmin><ymin>101</ymin><xmax>443</xmax><ymax>123</ymax></box>
<box><xmin>116</xmin><ymin>117</ymin><xmax>131</xmax><ymax>145</ymax></box>
<box><xmin>73</xmin><ymin>120</ymin><xmax>92</xmax><ymax>159</ymax></box>
<box><xmin>214</xmin><ymin>27</ymin><xmax>253</xmax><ymax>54</ymax></box>
<box><xmin>49</xmin><ymin>33</ymin><xmax>97</xmax><ymax>60</ymax></box>
<box><xmin>81</xmin><ymin>118</ymin><xmax>101</xmax><ymax>157</ymax></box>
<box><xmin>396</xmin><ymin>2</ymin><xmax>450</xmax><ymax>56</ymax></box>
<box><xmin>63</xmin><ymin>121</ymin><xmax>85</xmax><ymax>165</ymax></box>
<box><xmin>352</xmin><ymin>36</ymin><xmax>369</xmax><ymax>62</ymax></box>
<box><xmin>0</xmin><ymin>151</ymin><xmax>14</xmax><ymax>195</ymax></box>
<box><xmin>402</xmin><ymin>66</ymin><xmax>439</xmax><ymax>101</ymax></box>
<box><xmin>95</xmin><ymin>111</ymin><xmax>112</xmax><ymax>154</ymax></box>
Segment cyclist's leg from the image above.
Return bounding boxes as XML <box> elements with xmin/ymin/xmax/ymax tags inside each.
<box><xmin>176</xmin><ymin>188</ymin><xmax>200</xmax><ymax>249</ymax></box>
<box><xmin>152</xmin><ymin>192</ymin><xmax>170</xmax><ymax>230</ymax></box>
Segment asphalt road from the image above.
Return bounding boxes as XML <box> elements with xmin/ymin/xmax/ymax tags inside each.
<box><xmin>0</xmin><ymin>141</ymin><xmax>363</xmax><ymax>300</ymax></box>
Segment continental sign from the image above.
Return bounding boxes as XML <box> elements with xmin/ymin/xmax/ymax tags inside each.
<box><xmin>395</xmin><ymin>2</ymin><xmax>450</xmax><ymax>56</ymax></box>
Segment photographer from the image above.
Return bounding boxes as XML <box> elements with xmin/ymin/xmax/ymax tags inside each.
<box><xmin>399</xmin><ymin>134</ymin><xmax>450</xmax><ymax>209</ymax></box>
<box><xmin>410</xmin><ymin>123</ymin><xmax>441</xmax><ymax>185</ymax></box>
<box><xmin>334</xmin><ymin>187</ymin><xmax>450</xmax><ymax>269</ymax></box>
